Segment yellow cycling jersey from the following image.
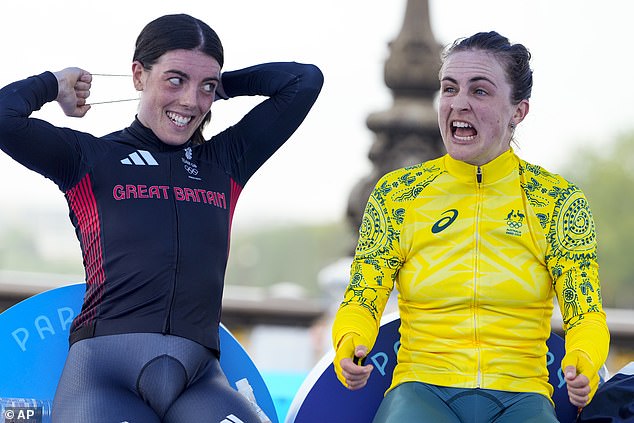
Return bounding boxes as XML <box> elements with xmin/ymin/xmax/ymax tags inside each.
<box><xmin>332</xmin><ymin>149</ymin><xmax>609</xmax><ymax>400</ymax></box>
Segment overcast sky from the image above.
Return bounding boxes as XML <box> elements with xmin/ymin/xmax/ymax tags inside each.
<box><xmin>1</xmin><ymin>0</ymin><xmax>632</xmax><ymax>231</ymax></box>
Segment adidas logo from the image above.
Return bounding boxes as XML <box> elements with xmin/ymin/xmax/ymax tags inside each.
<box><xmin>220</xmin><ymin>415</ymin><xmax>244</xmax><ymax>423</ymax></box>
<box><xmin>121</xmin><ymin>150</ymin><xmax>158</xmax><ymax>166</ymax></box>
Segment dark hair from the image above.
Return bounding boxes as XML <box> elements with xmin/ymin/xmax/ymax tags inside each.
<box><xmin>134</xmin><ymin>14</ymin><xmax>224</xmax><ymax>145</ymax></box>
<box><xmin>441</xmin><ymin>31</ymin><xmax>532</xmax><ymax>104</ymax></box>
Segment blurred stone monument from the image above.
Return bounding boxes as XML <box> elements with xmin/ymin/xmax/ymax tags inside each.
<box><xmin>346</xmin><ymin>0</ymin><xmax>445</xmax><ymax>250</ymax></box>
<box><xmin>318</xmin><ymin>0</ymin><xmax>447</xmax><ymax>354</ymax></box>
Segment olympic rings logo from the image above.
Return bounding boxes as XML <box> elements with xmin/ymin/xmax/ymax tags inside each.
<box><xmin>184</xmin><ymin>165</ymin><xmax>199</xmax><ymax>175</ymax></box>
<box><xmin>507</xmin><ymin>220</ymin><xmax>522</xmax><ymax>229</ymax></box>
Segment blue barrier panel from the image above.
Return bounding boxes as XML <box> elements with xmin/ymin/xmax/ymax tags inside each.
<box><xmin>286</xmin><ymin>312</ymin><xmax>578</xmax><ymax>423</ymax></box>
<box><xmin>0</xmin><ymin>283</ymin><xmax>278</xmax><ymax>422</ymax></box>
<box><xmin>261</xmin><ymin>371</ymin><xmax>307</xmax><ymax>422</ymax></box>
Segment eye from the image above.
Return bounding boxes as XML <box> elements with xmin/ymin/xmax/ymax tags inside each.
<box><xmin>202</xmin><ymin>82</ymin><xmax>217</xmax><ymax>94</ymax></box>
<box><xmin>474</xmin><ymin>88</ymin><xmax>487</xmax><ymax>96</ymax></box>
<box><xmin>168</xmin><ymin>77</ymin><xmax>183</xmax><ymax>86</ymax></box>
<box><xmin>441</xmin><ymin>85</ymin><xmax>456</xmax><ymax>95</ymax></box>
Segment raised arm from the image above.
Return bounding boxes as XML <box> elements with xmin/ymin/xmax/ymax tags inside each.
<box><xmin>0</xmin><ymin>70</ymin><xmax>95</xmax><ymax>189</ymax></box>
<box><xmin>209</xmin><ymin>62</ymin><xmax>323</xmax><ymax>185</ymax></box>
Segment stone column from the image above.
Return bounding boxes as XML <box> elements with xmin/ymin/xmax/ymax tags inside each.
<box><xmin>345</xmin><ymin>0</ymin><xmax>446</xmax><ymax>250</ymax></box>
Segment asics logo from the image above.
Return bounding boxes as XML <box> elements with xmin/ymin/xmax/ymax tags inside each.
<box><xmin>432</xmin><ymin>209</ymin><xmax>458</xmax><ymax>233</ymax></box>
<box><xmin>121</xmin><ymin>150</ymin><xmax>158</xmax><ymax>166</ymax></box>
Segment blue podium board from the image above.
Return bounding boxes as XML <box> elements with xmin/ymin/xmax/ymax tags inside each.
<box><xmin>0</xmin><ymin>283</ymin><xmax>278</xmax><ymax>422</ymax></box>
<box><xmin>286</xmin><ymin>312</ymin><xmax>578</xmax><ymax>423</ymax></box>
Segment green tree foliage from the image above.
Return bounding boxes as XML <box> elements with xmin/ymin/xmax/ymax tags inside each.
<box><xmin>0</xmin><ymin>222</ymin><xmax>83</xmax><ymax>275</ymax></box>
<box><xmin>225</xmin><ymin>221</ymin><xmax>352</xmax><ymax>295</ymax></box>
<box><xmin>0</xmin><ymin>226</ymin><xmax>38</xmax><ymax>269</ymax></box>
<box><xmin>0</xmin><ymin>206</ymin><xmax>353</xmax><ymax>297</ymax></box>
<box><xmin>561</xmin><ymin>132</ymin><xmax>634</xmax><ymax>308</ymax></box>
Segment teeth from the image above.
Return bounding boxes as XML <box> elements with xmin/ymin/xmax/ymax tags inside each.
<box><xmin>167</xmin><ymin>112</ymin><xmax>192</xmax><ymax>127</ymax></box>
<box><xmin>452</xmin><ymin>120</ymin><xmax>475</xmax><ymax>141</ymax></box>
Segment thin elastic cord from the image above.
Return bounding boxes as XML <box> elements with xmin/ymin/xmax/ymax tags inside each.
<box><xmin>88</xmin><ymin>73</ymin><xmax>137</xmax><ymax>105</ymax></box>
<box><xmin>90</xmin><ymin>73</ymin><xmax>132</xmax><ymax>77</ymax></box>
<box><xmin>89</xmin><ymin>98</ymin><xmax>139</xmax><ymax>105</ymax></box>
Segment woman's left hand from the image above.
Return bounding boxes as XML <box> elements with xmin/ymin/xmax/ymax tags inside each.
<box><xmin>562</xmin><ymin>350</ymin><xmax>599</xmax><ymax>407</ymax></box>
<box><xmin>563</xmin><ymin>365</ymin><xmax>591</xmax><ymax>407</ymax></box>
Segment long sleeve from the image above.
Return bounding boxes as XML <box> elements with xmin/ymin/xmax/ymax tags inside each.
<box><xmin>208</xmin><ymin>62</ymin><xmax>323</xmax><ymax>186</ymax></box>
<box><xmin>0</xmin><ymin>72</ymin><xmax>88</xmax><ymax>190</ymax></box>
<box><xmin>331</xmin><ymin>175</ymin><xmax>404</xmax><ymax>352</ymax></box>
<box><xmin>547</xmin><ymin>185</ymin><xmax>610</xmax><ymax>376</ymax></box>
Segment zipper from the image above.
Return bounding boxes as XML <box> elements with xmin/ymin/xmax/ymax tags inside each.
<box><xmin>164</xmin><ymin>155</ymin><xmax>180</xmax><ymax>333</ymax></box>
<box><xmin>474</xmin><ymin>165</ymin><xmax>483</xmax><ymax>387</ymax></box>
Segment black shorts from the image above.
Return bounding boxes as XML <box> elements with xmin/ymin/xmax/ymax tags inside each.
<box><xmin>52</xmin><ymin>333</ymin><xmax>261</xmax><ymax>423</ymax></box>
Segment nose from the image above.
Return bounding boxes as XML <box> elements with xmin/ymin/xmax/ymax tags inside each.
<box><xmin>180</xmin><ymin>85</ymin><xmax>199</xmax><ymax>109</ymax></box>
<box><xmin>450</xmin><ymin>102</ymin><xmax>469</xmax><ymax>111</ymax></box>
<box><xmin>450</xmin><ymin>94</ymin><xmax>470</xmax><ymax>111</ymax></box>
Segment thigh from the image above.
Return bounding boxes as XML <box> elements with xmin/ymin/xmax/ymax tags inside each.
<box><xmin>372</xmin><ymin>382</ymin><xmax>461</xmax><ymax>423</ymax></box>
<box><xmin>52</xmin><ymin>340</ymin><xmax>160</xmax><ymax>423</ymax></box>
<box><xmin>494</xmin><ymin>392</ymin><xmax>558</xmax><ymax>423</ymax></box>
<box><xmin>163</xmin><ymin>358</ymin><xmax>262</xmax><ymax>423</ymax></box>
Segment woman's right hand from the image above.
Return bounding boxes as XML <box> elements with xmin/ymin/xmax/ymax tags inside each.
<box><xmin>53</xmin><ymin>68</ymin><xmax>92</xmax><ymax>117</ymax></box>
<box><xmin>333</xmin><ymin>334</ymin><xmax>374</xmax><ymax>390</ymax></box>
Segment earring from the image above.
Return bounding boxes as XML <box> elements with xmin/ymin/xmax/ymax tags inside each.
<box><xmin>509</xmin><ymin>121</ymin><xmax>516</xmax><ymax>130</ymax></box>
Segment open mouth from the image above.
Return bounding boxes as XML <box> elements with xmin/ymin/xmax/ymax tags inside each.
<box><xmin>451</xmin><ymin>120</ymin><xmax>477</xmax><ymax>141</ymax></box>
<box><xmin>166</xmin><ymin>111</ymin><xmax>192</xmax><ymax>128</ymax></box>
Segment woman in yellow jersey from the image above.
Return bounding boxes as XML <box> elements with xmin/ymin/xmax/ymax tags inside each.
<box><xmin>331</xmin><ymin>31</ymin><xmax>609</xmax><ymax>423</ymax></box>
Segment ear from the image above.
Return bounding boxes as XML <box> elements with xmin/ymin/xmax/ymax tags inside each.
<box><xmin>132</xmin><ymin>61</ymin><xmax>145</xmax><ymax>91</ymax></box>
<box><xmin>511</xmin><ymin>99</ymin><xmax>530</xmax><ymax>126</ymax></box>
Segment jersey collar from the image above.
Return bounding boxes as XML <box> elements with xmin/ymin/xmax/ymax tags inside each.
<box><xmin>444</xmin><ymin>149</ymin><xmax>519</xmax><ymax>184</ymax></box>
<box><xmin>125</xmin><ymin>117</ymin><xmax>193</xmax><ymax>152</ymax></box>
